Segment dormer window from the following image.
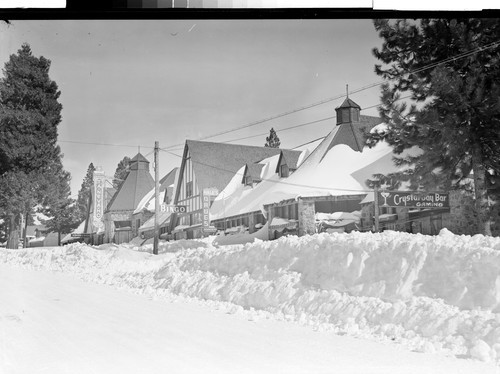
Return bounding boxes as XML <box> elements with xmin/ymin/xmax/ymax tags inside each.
<box><xmin>279</xmin><ymin>164</ymin><xmax>289</xmax><ymax>178</ymax></box>
<box><xmin>244</xmin><ymin>175</ymin><xmax>252</xmax><ymax>186</ymax></box>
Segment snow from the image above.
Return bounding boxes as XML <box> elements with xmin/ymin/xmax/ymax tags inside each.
<box><xmin>2</xmin><ymin>265</ymin><xmax>494</xmax><ymax>374</ymax></box>
<box><xmin>133</xmin><ymin>189</ymin><xmax>166</xmax><ymax>214</ymax></box>
<box><xmin>1</xmin><ymin>229</ymin><xmax>500</xmax><ymax>372</ymax></box>
<box><xmin>370</xmin><ymin>122</ymin><xmax>389</xmax><ymax>134</ymax></box>
<box><xmin>213</xmin><ymin>223</ymin><xmax>270</xmax><ymax>247</ymax></box>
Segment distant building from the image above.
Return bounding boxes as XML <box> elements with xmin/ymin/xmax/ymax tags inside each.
<box><xmin>26</xmin><ymin>225</ymin><xmax>60</xmax><ymax>247</ymax></box>
<box><xmin>85</xmin><ymin>172</ymin><xmax>116</xmax><ymax>245</ymax></box>
<box><xmin>103</xmin><ymin>153</ymin><xmax>155</xmax><ymax>244</ymax></box>
<box><xmin>133</xmin><ymin>167</ymin><xmax>179</xmax><ymax>241</ymax></box>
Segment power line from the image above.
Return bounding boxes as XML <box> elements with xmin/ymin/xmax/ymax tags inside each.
<box><xmin>59</xmin><ymin>140</ymin><xmax>153</xmax><ymax>149</ymax></box>
<box><xmin>160</xmin><ymin>39</ymin><xmax>500</xmax><ymax>152</ymax></box>
<box><xmin>292</xmin><ymin>136</ymin><xmax>326</xmax><ymax>150</ymax></box>
<box><xmin>289</xmin><ymin>95</ymin><xmax>415</xmax><ymax>150</ymax></box>
<box><xmin>166</xmin><ymin>115</ymin><xmax>339</xmax><ymax>152</ymax></box>
<box><xmin>58</xmin><ymin>93</ymin><xmax>409</xmax><ymax>158</ymax></box>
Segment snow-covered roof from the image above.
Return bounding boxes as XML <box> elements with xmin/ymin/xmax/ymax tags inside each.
<box><xmin>210</xmin><ymin>119</ymin><xmax>420</xmax><ymax>221</ymax></box>
<box><xmin>180</xmin><ymin>140</ymin><xmax>301</xmax><ymax>195</ymax></box>
<box><xmin>106</xmin><ymin>153</ymin><xmax>155</xmax><ymax>212</ymax></box>
<box><xmin>211</xmin><ymin>136</ymin><xmax>395</xmax><ymax>220</ymax></box>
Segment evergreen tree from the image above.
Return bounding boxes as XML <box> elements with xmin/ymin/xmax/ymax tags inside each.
<box><xmin>76</xmin><ymin>163</ymin><xmax>95</xmax><ymax>224</ymax></box>
<box><xmin>41</xmin><ymin>166</ymin><xmax>80</xmax><ymax>245</ymax></box>
<box><xmin>367</xmin><ymin>18</ymin><xmax>500</xmax><ymax>235</ymax></box>
<box><xmin>265</xmin><ymin>128</ymin><xmax>280</xmax><ymax>148</ymax></box>
<box><xmin>113</xmin><ymin>156</ymin><xmax>131</xmax><ymax>189</ymax></box>
<box><xmin>0</xmin><ymin>44</ymin><xmax>65</xmax><ymax>248</ymax></box>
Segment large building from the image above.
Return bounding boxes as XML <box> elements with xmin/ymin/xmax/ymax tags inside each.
<box><xmin>168</xmin><ymin>140</ymin><xmax>301</xmax><ymax>239</ymax></box>
<box><xmin>209</xmin><ymin>97</ymin><xmax>389</xmax><ymax>239</ymax></box>
<box><xmin>207</xmin><ymin>97</ymin><xmax>464</xmax><ymax>239</ymax></box>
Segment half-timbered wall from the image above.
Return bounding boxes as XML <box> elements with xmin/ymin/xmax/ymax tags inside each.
<box><xmin>177</xmin><ymin>149</ymin><xmax>202</xmax><ymax>227</ymax></box>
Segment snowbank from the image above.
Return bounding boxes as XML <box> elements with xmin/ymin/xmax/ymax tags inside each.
<box><xmin>1</xmin><ymin>230</ymin><xmax>500</xmax><ymax>363</ymax></box>
<box><xmin>213</xmin><ymin>222</ymin><xmax>269</xmax><ymax>246</ymax></box>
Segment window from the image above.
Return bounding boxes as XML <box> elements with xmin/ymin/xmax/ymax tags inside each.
<box><xmin>186</xmin><ymin>181</ymin><xmax>193</xmax><ymax>197</ymax></box>
<box><xmin>193</xmin><ymin>212</ymin><xmax>202</xmax><ymax>225</ymax></box>
<box><xmin>114</xmin><ymin>221</ymin><xmax>132</xmax><ymax>229</ymax></box>
<box><xmin>341</xmin><ymin>108</ymin><xmax>350</xmax><ymax>123</ymax></box>
<box><xmin>288</xmin><ymin>204</ymin><xmax>298</xmax><ymax>220</ymax></box>
<box><xmin>279</xmin><ymin>164</ymin><xmax>289</xmax><ymax>178</ymax></box>
<box><xmin>351</xmin><ymin>108</ymin><xmax>360</xmax><ymax>122</ymax></box>
<box><xmin>244</xmin><ymin>175</ymin><xmax>252</xmax><ymax>186</ymax></box>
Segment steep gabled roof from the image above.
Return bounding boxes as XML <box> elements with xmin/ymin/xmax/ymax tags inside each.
<box><xmin>320</xmin><ymin>114</ymin><xmax>383</xmax><ymax>158</ymax></box>
<box><xmin>159</xmin><ymin>167</ymin><xmax>178</xmax><ymax>191</ymax></box>
<box><xmin>184</xmin><ymin>140</ymin><xmax>289</xmax><ymax>193</ymax></box>
<box><xmin>246</xmin><ymin>163</ymin><xmax>265</xmax><ymax>182</ymax></box>
<box><xmin>106</xmin><ymin>153</ymin><xmax>155</xmax><ymax>212</ymax></box>
<box><xmin>241</xmin><ymin>163</ymin><xmax>266</xmax><ymax>184</ymax></box>
<box><xmin>275</xmin><ymin>149</ymin><xmax>303</xmax><ymax>173</ymax></box>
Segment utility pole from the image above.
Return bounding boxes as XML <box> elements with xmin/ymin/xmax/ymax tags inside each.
<box><xmin>373</xmin><ymin>185</ymin><xmax>380</xmax><ymax>233</ymax></box>
<box><xmin>153</xmin><ymin>141</ymin><xmax>159</xmax><ymax>255</ymax></box>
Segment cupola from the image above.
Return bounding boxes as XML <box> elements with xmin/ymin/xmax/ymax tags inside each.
<box><xmin>335</xmin><ymin>86</ymin><xmax>361</xmax><ymax>125</ymax></box>
<box><xmin>130</xmin><ymin>153</ymin><xmax>150</xmax><ymax>171</ymax></box>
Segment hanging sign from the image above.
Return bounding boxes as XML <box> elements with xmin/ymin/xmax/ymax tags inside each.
<box><xmin>378</xmin><ymin>191</ymin><xmax>449</xmax><ymax>208</ymax></box>
<box><xmin>160</xmin><ymin>204</ymin><xmax>187</xmax><ymax>213</ymax></box>
<box><xmin>202</xmin><ymin>190</ymin><xmax>211</xmax><ymax>232</ymax></box>
<box><xmin>203</xmin><ymin>187</ymin><xmax>219</xmax><ymax>197</ymax></box>
<box><xmin>92</xmin><ymin>168</ymin><xmax>106</xmax><ymax>231</ymax></box>
<box><xmin>71</xmin><ymin>233</ymin><xmax>92</xmax><ymax>238</ymax></box>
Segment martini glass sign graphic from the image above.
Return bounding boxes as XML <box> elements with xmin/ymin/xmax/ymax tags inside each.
<box><xmin>380</xmin><ymin>192</ymin><xmax>391</xmax><ymax>206</ymax></box>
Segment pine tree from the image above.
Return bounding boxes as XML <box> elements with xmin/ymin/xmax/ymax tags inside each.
<box><xmin>367</xmin><ymin>18</ymin><xmax>500</xmax><ymax>235</ymax></box>
<box><xmin>113</xmin><ymin>156</ymin><xmax>131</xmax><ymax>189</ymax></box>
<box><xmin>0</xmin><ymin>44</ymin><xmax>65</xmax><ymax>248</ymax></box>
<box><xmin>76</xmin><ymin>163</ymin><xmax>95</xmax><ymax>224</ymax></box>
<box><xmin>265</xmin><ymin>128</ymin><xmax>280</xmax><ymax>148</ymax></box>
<box><xmin>41</xmin><ymin>166</ymin><xmax>80</xmax><ymax>245</ymax></box>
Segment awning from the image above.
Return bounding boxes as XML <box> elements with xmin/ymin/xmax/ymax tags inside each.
<box><xmin>315</xmin><ymin>211</ymin><xmax>361</xmax><ymax>221</ymax></box>
<box><xmin>269</xmin><ymin>217</ymin><xmax>298</xmax><ymax>232</ymax></box>
<box><xmin>138</xmin><ymin>211</ymin><xmax>172</xmax><ymax>232</ymax></box>
<box><xmin>172</xmin><ymin>225</ymin><xmax>190</xmax><ymax>233</ymax></box>
<box><xmin>319</xmin><ymin>219</ymin><xmax>357</xmax><ymax>228</ymax></box>
<box><xmin>225</xmin><ymin>225</ymin><xmax>247</xmax><ymax>233</ymax></box>
<box><xmin>379</xmin><ymin>213</ymin><xmax>398</xmax><ymax>222</ymax></box>
<box><xmin>315</xmin><ymin>211</ymin><xmax>361</xmax><ymax>228</ymax></box>
<box><xmin>115</xmin><ymin>227</ymin><xmax>132</xmax><ymax>232</ymax></box>
<box><xmin>172</xmin><ymin>223</ymin><xmax>208</xmax><ymax>233</ymax></box>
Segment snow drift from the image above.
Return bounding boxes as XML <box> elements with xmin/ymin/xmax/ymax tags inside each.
<box><xmin>1</xmin><ymin>229</ymin><xmax>500</xmax><ymax>363</ymax></box>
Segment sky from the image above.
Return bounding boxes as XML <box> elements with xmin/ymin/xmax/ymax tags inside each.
<box><xmin>0</xmin><ymin>19</ymin><xmax>386</xmax><ymax>198</ymax></box>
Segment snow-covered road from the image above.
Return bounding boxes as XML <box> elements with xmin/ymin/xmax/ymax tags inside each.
<box><xmin>1</xmin><ymin>264</ymin><xmax>496</xmax><ymax>374</ymax></box>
